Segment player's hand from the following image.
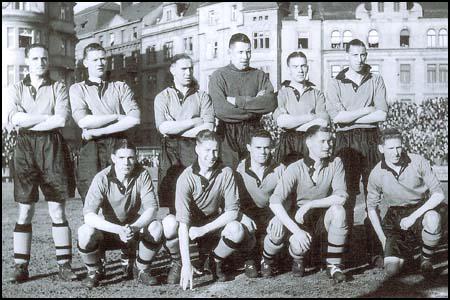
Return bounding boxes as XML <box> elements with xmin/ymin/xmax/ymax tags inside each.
<box><xmin>293</xmin><ymin>229</ymin><xmax>312</xmax><ymax>252</ymax></box>
<box><xmin>361</xmin><ymin>106</ymin><xmax>376</xmax><ymax>115</ymax></box>
<box><xmin>256</xmin><ymin>90</ymin><xmax>266</xmax><ymax>97</ymax></box>
<box><xmin>226</xmin><ymin>97</ymin><xmax>236</xmax><ymax>106</ymax></box>
<box><xmin>240</xmin><ymin>213</ymin><xmax>257</xmax><ymax>233</ymax></box>
<box><xmin>189</xmin><ymin>226</ymin><xmax>206</xmax><ymax>240</ymax></box>
<box><xmin>125</xmin><ymin>224</ymin><xmax>139</xmax><ymax>239</ymax></box>
<box><xmin>269</xmin><ymin>218</ymin><xmax>284</xmax><ymax>239</ymax></box>
<box><xmin>180</xmin><ymin>263</ymin><xmax>194</xmax><ymax>290</ymax></box>
<box><xmin>400</xmin><ymin>215</ymin><xmax>417</xmax><ymax>231</ymax></box>
<box><xmin>118</xmin><ymin>226</ymin><xmax>132</xmax><ymax>243</ymax></box>
<box><xmin>295</xmin><ymin>203</ymin><xmax>311</xmax><ymax>224</ymax></box>
<box><xmin>81</xmin><ymin>129</ymin><xmax>94</xmax><ymax>141</ymax></box>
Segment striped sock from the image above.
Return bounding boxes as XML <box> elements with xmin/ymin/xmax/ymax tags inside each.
<box><xmin>326</xmin><ymin>226</ymin><xmax>347</xmax><ymax>266</ymax></box>
<box><xmin>213</xmin><ymin>237</ymin><xmax>240</xmax><ymax>260</ymax></box>
<box><xmin>136</xmin><ymin>238</ymin><xmax>161</xmax><ymax>271</ymax></box>
<box><xmin>165</xmin><ymin>236</ymin><xmax>180</xmax><ymax>261</ymax></box>
<box><xmin>263</xmin><ymin>235</ymin><xmax>284</xmax><ymax>261</ymax></box>
<box><xmin>78</xmin><ymin>243</ymin><xmax>100</xmax><ymax>272</ymax></box>
<box><xmin>52</xmin><ymin>222</ymin><xmax>72</xmax><ymax>265</ymax></box>
<box><xmin>13</xmin><ymin>223</ymin><xmax>32</xmax><ymax>265</ymax></box>
<box><xmin>421</xmin><ymin>229</ymin><xmax>441</xmax><ymax>261</ymax></box>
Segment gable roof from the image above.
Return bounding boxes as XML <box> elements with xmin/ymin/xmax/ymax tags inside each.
<box><xmin>120</xmin><ymin>2</ymin><xmax>163</xmax><ymax>22</ymax></box>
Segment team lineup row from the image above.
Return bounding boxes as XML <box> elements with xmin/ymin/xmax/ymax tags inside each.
<box><xmin>5</xmin><ymin>33</ymin><xmax>446</xmax><ymax>291</ymax></box>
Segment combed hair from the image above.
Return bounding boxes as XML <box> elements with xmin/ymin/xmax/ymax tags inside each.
<box><xmin>229</xmin><ymin>33</ymin><xmax>251</xmax><ymax>47</ymax></box>
<box><xmin>170</xmin><ymin>53</ymin><xmax>192</xmax><ymax>66</ymax></box>
<box><xmin>112</xmin><ymin>138</ymin><xmax>137</xmax><ymax>154</ymax></box>
<box><xmin>25</xmin><ymin>43</ymin><xmax>48</xmax><ymax>58</ymax></box>
<box><xmin>196</xmin><ymin>130</ymin><xmax>221</xmax><ymax>145</ymax></box>
<box><xmin>249</xmin><ymin>129</ymin><xmax>272</xmax><ymax>143</ymax></box>
<box><xmin>379</xmin><ymin>128</ymin><xmax>402</xmax><ymax>145</ymax></box>
<box><xmin>83</xmin><ymin>43</ymin><xmax>106</xmax><ymax>59</ymax></box>
<box><xmin>305</xmin><ymin>125</ymin><xmax>331</xmax><ymax>139</ymax></box>
<box><xmin>346</xmin><ymin>39</ymin><xmax>366</xmax><ymax>52</ymax></box>
<box><xmin>286</xmin><ymin>51</ymin><xmax>307</xmax><ymax>66</ymax></box>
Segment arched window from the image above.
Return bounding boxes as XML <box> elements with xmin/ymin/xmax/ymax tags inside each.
<box><xmin>427</xmin><ymin>29</ymin><xmax>436</xmax><ymax>47</ymax></box>
<box><xmin>400</xmin><ymin>29</ymin><xmax>410</xmax><ymax>47</ymax></box>
<box><xmin>438</xmin><ymin>28</ymin><xmax>448</xmax><ymax>47</ymax></box>
<box><xmin>368</xmin><ymin>30</ymin><xmax>379</xmax><ymax>48</ymax></box>
<box><xmin>343</xmin><ymin>31</ymin><xmax>353</xmax><ymax>50</ymax></box>
<box><xmin>331</xmin><ymin>30</ymin><xmax>341</xmax><ymax>49</ymax></box>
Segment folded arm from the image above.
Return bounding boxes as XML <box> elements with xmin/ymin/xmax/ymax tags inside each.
<box><xmin>84</xmin><ymin>212</ymin><xmax>124</xmax><ymax>235</ymax></box>
<box><xmin>181</xmin><ymin>122</ymin><xmax>215</xmax><ymax>138</ymax></box>
<box><xmin>77</xmin><ymin>114</ymin><xmax>120</xmax><ymax>129</ymax></box>
<box><xmin>354</xmin><ymin>109</ymin><xmax>387</xmax><ymax>124</ymax></box>
<box><xmin>158</xmin><ymin>117</ymin><xmax>203</xmax><ymax>136</ymax></box>
<box><xmin>276</xmin><ymin>113</ymin><xmax>315</xmax><ymax>130</ymax></box>
<box><xmin>129</xmin><ymin>207</ymin><xmax>158</xmax><ymax>230</ymax></box>
<box><xmin>332</xmin><ymin>106</ymin><xmax>376</xmax><ymax>124</ymax></box>
<box><xmin>11</xmin><ymin>112</ymin><xmax>49</xmax><ymax>128</ymax></box>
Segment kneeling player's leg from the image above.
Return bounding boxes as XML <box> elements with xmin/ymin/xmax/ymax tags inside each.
<box><xmin>162</xmin><ymin>214</ymin><xmax>180</xmax><ymax>262</ymax></box>
<box><xmin>263</xmin><ymin>217</ymin><xmax>286</xmax><ymax>262</ymax></box>
<box><xmin>137</xmin><ymin>220</ymin><xmax>163</xmax><ymax>272</ymax></box>
<box><xmin>78</xmin><ymin>224</ymin><xmax>103</xmax><ymax>272</ymax></box>
<box><xmin>324</xmin><ymin>205</ymin><xmax>347</xmax><ymax>268</ymax></box>
<box><xmin>213</xmin><ymin>221</ymin><xmax>246</xmax><ymax>260</ymax></box>
<box><xmin>14</xmin><ymin>203</ymin><xmax>35</xmax><ymax>266</ymax></box>
<box><xmin>48</xmin><ymin>201</ymin><xmax>73</xmax><ymax>266</ymax></box>
<box><xmin>421</xmin><ymin>210</ymin><xmax>442</xmax><ymax>262</ymax></box>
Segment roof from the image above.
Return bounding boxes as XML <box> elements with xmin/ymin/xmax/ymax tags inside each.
<box><xmin>242</xmin><ymin>2</ymin><xmax>279</xmax><ymax>12</ymax></box>
<box><xmin>183</xmin><ymin>2</ymin><xmax>201</xmax><ymax>17</ymax></box>
<box><xmin>420</xmin><ymin>2</ymin><xmax>448</xmax><ymax>18</ymax></box>
<box><xmin>75</xmin><ymin>2</ymin><xmax>119</xmax><ymax>16</ymax></box>
<box><xmin>120</xmin><ymin>2</ymin><xmax>163</xmax><ymax>22</ymax></box>
<box><xmin>285</xmin><ymin>2</ymin><xmax>360</xmax><ymax>20</ymax></box>
<box><xmin>75</xmin><ymin>3</ymin><xmax>120</xmax><ymax>35</ymax></box>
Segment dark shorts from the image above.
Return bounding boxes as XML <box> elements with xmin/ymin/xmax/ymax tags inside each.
<box><xmin>244</xmin><ymin>205</ymin><xmax>274</xmax><ymax>240</ymax></box>
<box><xmin>191</xmin><ymin>214</ymin><xmax>223</xmax><ymax>256</ymax></box>
<box><xmin>297</xmin><ymin>207</ymin><xmax>328</xmax><ymax>238</ymax></box>
<box><xmin>158</xmin><ymin>136</ymin><xmax>196</xmax><ymax>213</ymax></box>
<box><xmin>217</xmin><ymin>119</ymin><xmax>262</xmax><ymax>168</ymax></box>
<box><xmin>335</xmin><ymin>127</ymin><xmax>381</xmax><ymax>198</ymax></box>
<box><xmin>273</xmin><ymin>130</ymin><xmax>307</xmax><ymax>165</ymax></box>
<box><xmin>76</xmin><ymin>133</ymin><xmax>126</xmax><ymax>201</ymax></box>
<box><xmin>13</xmin><ymin>129</ymin><xmax>70</xmax><ymax>204</ymax></box>
<box><xmin>382</xmin><ymin>203</ymin><xmax>447</xmax><ymax>259</ymax></box>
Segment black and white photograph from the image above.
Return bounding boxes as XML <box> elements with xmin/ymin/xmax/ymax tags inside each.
<box><xmin>2</xmin><ymin>2</ymin><xmax>448</xmax><ymax>298</ymax></box>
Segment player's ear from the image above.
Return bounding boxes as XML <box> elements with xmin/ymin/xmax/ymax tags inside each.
<box><xmin>378</xmin><ymin>144</ymin><xmax>384</xmax><ymax>154</ymax></box>
<box><xmin>111</xmin><ymin>153</ymin><xmax>117</xmax><ymax>164</ymax></box>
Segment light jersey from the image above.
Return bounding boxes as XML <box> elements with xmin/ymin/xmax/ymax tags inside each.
<box><xmin>270</xmin><ymin>155</ymin><xmax>348</xmax><ymax>208</ymax></box>
<box><xmin>69</xmin><ymin>79</ymin><xmax>140</xmax><ymax>124</ymax></box>
<box><xmin>154</xmin><ymin>85</ymin><xmax>215</xmax><ymax>131</ymax></box>
<box><xmin>367</xmin><ymin>153</ymin><xmax>443</xmax><ymax>209</ymax></box>
<box><xmin>175</xmin><ymin>161</ymin><xmax>240</xmax><ymax>226</ymax></box>
<box><xmin>83</xmin><ymin>164</ymin><xmax>158</xmax><ymax>225</ymax></box>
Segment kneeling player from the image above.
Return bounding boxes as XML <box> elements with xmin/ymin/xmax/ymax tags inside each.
<box><xmin>177</xmin><ymin>130</ymin><xmax>256</xmax><ymax>290</ymax></box>
<box><xmin>367</xmin><ymin>128</ymin><xmax>446</xmax><ymax>278</ymax></box>
<box><xmin>78</xmin><ymin>139</ymin><xmax>164</xmax><ymax>288</ymax></box>
<box><xmin>235</xmin><ymin>129</ymin><xmax>287</xmax><ymax>277</ymax></box>
<box><xmin>269</xmin><ymin>126</ymin><xmax>348</xmax><ymax>283</ymax></box>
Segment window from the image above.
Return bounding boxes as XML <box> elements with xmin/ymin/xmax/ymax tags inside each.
<box><xmin>331</xmin><ymin>65</ymin><xmax>341</xmax><ymax>78</ymax></box>
<box><xmin>343</xmin><ymin>30</ymin><xmax>353</xmax><ymax>50</ymax></box>
<box><xmin>259</xmin><ymin>16</ymin><xmax>263</xmax><ymax>21</ymax></box>
<box><xmin>378</xmin><ymin>2</ymin><xmax>384</xmax><ymax>12</ymax></box>
<box><xmin>213</xmin><ymin>41</ymin><xmax>218</xmax><ymax>58</ymax></box>
<box><xmin>7</xmin><ymin>65</ymin><xmax>15</xmax><ymax>86</ymax></box>
<box><xmin>400</xmin><ymin>64</ymin><xmax>411</xmax><ymax>84</ymax></box>
<box><xmin>19</xmin><ymin>28</ymin><xmax>33</xmax><ymax>48</ymax></box>
<box><xmin>147</xmin><ymin>45</ymin><xmax>156</xmax><ymax>63</ymax></box>
<box><xmin>81</xmin><ymin>21</ymin><xmax>87</xmax><ymax>29</ymax></box>
<box><xmin>133</xmin><ymin>27</ymin><xmax>137</xmax><ymax>39</ymax></box>
<box><xmin>166</xmin><ymin>10</ymin><xmax>172</xmax><ymax>21</ymax></box>
<box><xmin>368</xmin><ymin>30</ymin><xmax>379</xmax><ymax>48</ymax></box>
<box><xmin>60</xmin><ymin>5</ymin><xmax>66</xmax><ymax>20</ymax></box>
<box><xmin>427</xmin><ymin>64</ymin><xmax>437</xmax><ymax>83</ymax></box>
<box><xmin>110</xmin><ymin>33</ymin><xmax>115</xmax><ymax>46</ymax></box>
<box><xmin>99</xmin><ymin>35</ymin><xmax>104</xmax><ymax>46</ymax></box>
<box><xmin>393</xmin><ymin>2</ymin><xmax>400</xmax><ymax>12</ymax></box>
<box><xmin>15</xmin><ymin>2</ymin><xmax>30</xmax><ymax>10</ymax></box>
<box><xmin>61</xmin><ymin>38</ymin><xmax>69</xmax><ymax>56</ymax></box>
<box><xmin>298</xmin><ymin>38</ymin><xmax>308</xmax><ymax>49</ymax></box>
<box><xmin>7</xmin><ymin>27</ymin><xmax>14</xmax><ymax>48</ymax></box>
<box><xmin>148</xmin><ymin>73</ymin><xmax>157</xmax><ymax>92</ymax></box>
<box><xmin>439</xmin><ymin>64</ymin><xmax>448</xmax><ymax>83</ymax></box>
<box><xmin>371</xmin><ymin>64</ymin><xmax>380</xmax><ymax>75</ymax></box>
<box><xmin>121</xmin><ymin>29</ymin><xmax>126</xmax><ymax>43</ymax></box>
<box><xmin>133</xmin><ymin>51</ymin><xmax>139</xmax><ymax>64</ymax></box>
<box><xmin>184</xmin><ymin>37</ymin><xmax>193</xmax><ymax>53</ymax></box>
<box><xmin>427</xmin><ymin>29</ymin><xmax>436</xmax><ymax>47</ymax></box>
<box><xmin>253</xmin><ymin>32</ymin><xmax>270</xmax><ymax>49</ymax></box>
<box><xmin>35</xmin><ymin>30</ymin><xmax>41</xmax><ymax>44</ymax></box>
<box><xmin>265</xmin><ymin>16</ymin><xmax>268</xmax><ymax>20</ymax></box>
<box><xmin>164</xmin><ymin>42</ymin><xmax>173</xmax><ymax>61</ymax></box>
<box><xmin>400</xmin><ymin>29</ymin><xmax>409</xmax><ymax>47</ymax></box>
<box><xmin>231</xmin><ymin>5</ymin><xmax>237</xmax><ymax>21</ymax></box>
<box><xmin>438</xmin><ymin>29</ymin><xmax>448</xmax><ymax>47</ymax></box>
<box><xmin>253</xmin><ymin>16</ymin><xmax>257</xmax><ymax>21</ymax></box>
<box><xmin>19</xmin><ymin>66</ymin><xmax>29</xmax><ymax>81</ymax></box>
<box><xmin>110</xmin><ymin>56</ymin><xmax>115</xmax><ymax>70</ymax></box>
<box><xmin>331</xmin><ymin>31</ymin><xmax>341</xmax><ymax>49</ymax></box>
<box><xmin>208</xmin><ymin>10</ymin><xmax>216</xmax><ymax>25</ymax></box>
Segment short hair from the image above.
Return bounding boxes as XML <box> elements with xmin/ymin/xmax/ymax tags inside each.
<box><xmin>83</xmin><ymin>43</ymin><xmax>106</xmax><ymax>59</ymax></box>
<box><xmin>229</xmin><ymin>33</ymin><xmax>251</xmax><ymax>48</ymax></box>
<box><xmin>170</xmin><ymin>53</ymin><xmax>192</xmax><ymax>67</ymax></box>
<box><xmin>346</xmin><ymin>39</ymin><xmax>367</xmax><ymax>52</ymax></box>
<box><xmin>196</xmin><ymin>130</ymin><xmax>221</xmax><ymax>145</ymax></box>
<box><xmin>112</xmin><ymin>138</ymin><xmax>137</xmax><ymax>154</ymax></box>
<box><xmin>249</xmin><ymin>129</ymin><xmax>272</xmax><ymax>144</ymax></box>
<box><xmin>379</xmin><ymin>128</ymin><xmax>402</xmax><ymax>145</ymax></box>
<box><xmin>305</xmin><ymin>125</ymin><xmax>331</xmax><ymax>140</ymax></box>
<box><xmin>25</xmin><ymin>43</ymin><xmax>48</xmax><ymax>58</ymax></box>
<box><xmin>286</xmin><ymin>51</ymin><xmax>307</xmax><ymax>66</ymax></box>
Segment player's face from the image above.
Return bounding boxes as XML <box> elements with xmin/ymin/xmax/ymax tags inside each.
<box><xmin>307</xmin><ymin>131</ymin><xmax>333</xmax><ymax>160</ymax></box>
<box><xmin>247</xmin><ymin>137</ymin><xmax>272</xmax><ymax>165</ymax></box>
<box><xmin>288</xmin><ymin>56</ymin><xmax>308</xmax><ymax>83</ymax></box>
<box><xmin>171</xmin><ymin>58</ymin><xmax>193</xmax><ymax>87</ymax></box>
<box><xmin>196</xmin><ymin>140</ymin><xmax>219</xmax><ymax>169</ymax></box>
<box><xmin>84</xmin><ymin>50</ymin><xmax>107</xmax><ymax>78</ymax></box>
<box><xmin>379</xmin><ymin>138</ymin><xmax>403</xmax><ymax>165</ymax></box>
<box><xmin>347</xmin><ymin>45</ymin><xmax>367</xmax><ymax>73</ymax></box>
<box><xmin>229</xmin><ymin>42</ymin><xmax>251</xmax><ymax>70</ymax></box>
<box><xmin>26</xmin><ymin>47</ymin><xmax>49</xmax><ymax>77</ymax></box>
<box><xmin>111</xmin><ymin>148</ymin><xmax>137</xmax><ymax>176</ymax></box>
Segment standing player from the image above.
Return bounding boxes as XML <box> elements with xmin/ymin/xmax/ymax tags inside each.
<box><xmin>154</xmin><ymin>54</ymin><xmax>215</xmax><ymax>283</ymax></box>
<box><xmin>326</xmin><ymin>39</ymin><xmax>388</xmax><ymax>266</ymax></box>
<box><xmin>273</xmin><ymin>51</ymin><xmax>329</xmax><ymax>165</ymax></box>
<box><xmin>78</xmin><ymin>139</ymin><xmax>164</xmax><ymax>288</ymax></box>
<box><xmin>367</xmin><ymin>128</ymin><xmax>446</xmax><ymax>278</ymax></box>
<box><xmin>269</xmin><ymin>126</ymin><xmax>348</xmax><ymax>283</ymax></box>
<box><xmin>177</xmin><ymin>130</ymin><xmax>256</xmax><ymax>290</ymax></box>
<box><xmin>69</xmin><ymin>43</ymin><xmax>141</xmax><ymax>203</ymax></box>
<box><xmin>5</xmin><ymin>43</ymin><xmax>76</xmax><ymax>282</ymax></box>
<box><xmin>208</xmin><ymin>33</ymin><xmax>277</xmax><ymax>168</ymax></box>
<box><xmin>235</xmin><ymin>129</ymin><xmax>286</xmax><ymax>277</ymax></box>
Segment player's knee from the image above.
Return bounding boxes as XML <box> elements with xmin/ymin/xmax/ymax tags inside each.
<box><xmin>17</xmin><ymin>204</ymin><xmax>35</xmax><ymax>224</ymax></box>
<box><xmin>330</xmin><ymin>204</ymin><xmax>346</xmax><ymax>225</ymax></box>
<box><xmin>289</xmin><ymin>235</ymin><xmax>308</xmax><ymax>256</ymax></box>
<box><xmin>423</xmin><ymin>210</ymin><xmax>441</xmax><ymax>233</ymax></box>
<box><xmin>48</xmin><ymin>203</ymin><xmax>66</xmax><ymax>224</ymax></box>
<box><xmin>147</xmin><ymin>220</ymin><xmax>163</xmax><ymax>243</ymax></box>
<box><xmin>162</xmin><ymin>214</ymin><xmax>178</xmax><ymax>239</ymax></box>
<box><xmin>77</xmin><ymin>224</ymin><xmax>97</xmax><ymax>249</ymax></box>
<box><xmin>223</xmin><ymin>221</ymin><xmax>245</xmax><ymax>243</ymax></box>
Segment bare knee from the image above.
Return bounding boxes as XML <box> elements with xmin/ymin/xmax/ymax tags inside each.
<box><xmin>147</xmin><ymin>220</ymin><xmax>163</xmax><ymax>243</ymax></box>
<box><xmin>222</xmin><ymin>221</ymin><xmax>245</xmax><ymax>243</ymax></box>
<box><xmin>162</xmin><ymin>214</ymin><xmax>178</xmax><ymax>239</ymax></box>
<box><xmin>78</xmin><ymin>224</ymin><xmax>98</xmax><ymax>249</ymax></box>
<box><xmin>289</xmin><ymin>235</ymin><xmax>308</xmax><ymax>256</ymax></box>
<box><xmin>48</xmin><ymin>202</ymin><xmax>67</xmax><ymax>224</ymax></box>
<box><xmin>423</xmin><ymin>210</ymin><xmax>441</xmax><ymax>233</ymax></box>
<box><xmin>17</xmin><ymin>204</ymin><xmax>35</xmax><ymax>224</ymax></box>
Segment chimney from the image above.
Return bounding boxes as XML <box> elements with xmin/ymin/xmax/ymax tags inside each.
<box><xmin>120</xmin><ymin>2</ymin><xmax>132</xmax><ymax>14</ymax></box>
<box><xmin>294</xmin><ymin>4</ymin><xmax>299</xmax><ymax>20</ymax></box>
<box><xmin>307</xmin><ymin>5</ymin><xmax>312</xmax><ymax>19</ymax></box>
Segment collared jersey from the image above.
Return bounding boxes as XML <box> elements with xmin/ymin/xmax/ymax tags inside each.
<box><xmin>69</xmin><ymin>80</ymin><xmax>140</xmax><ymax>124</ymax></box>
<box><xmin>326</xmin><ymin>66</ymin><xmax>388</xmax><ymax>131</ymax></box>
<box><xmin>175</xmin><ymin>161</ymin><xmax>240</xmax><ymax>226</ymax></box>
<box><xmin>270</xmin><ymin>155</ymin><xmax>348</xmax><ymax>208</ymax></box>
<box><xmin>5</xmin><ymin>74</ymin><xmax>70</xmax><ymax>125</ymax></box>
<box><xmin>236</xmin><ymin>158</ymin><xmax>285</xmax><ymax>209</ymax></box>
<box><xmin>154</xmin><ymin>85</ymin><xmax>215</xmax><ymax>131</ymax></box>
<box><xmin>273</xmin><ymin>80</ymin><xmax>329</xmax><ymax>123</ymax></box>
<box><xmin>367</xmin><ymin>153</ymin><xmax>443</xmax><ymax>210</ymax></box>
<box><xmin>83</xmin><ymin>164</ymin><xmax>158</xmax><ymax>225</ymax></box>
